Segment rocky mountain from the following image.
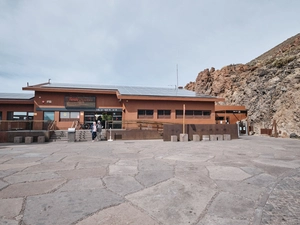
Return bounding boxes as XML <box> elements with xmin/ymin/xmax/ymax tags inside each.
<box><xmin>185</xmin><ymin>33</ymin><xmax>300</xmax><ymax>137</ymax></box>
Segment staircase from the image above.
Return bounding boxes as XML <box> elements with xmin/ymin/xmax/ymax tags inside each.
<box><xmin>49</xmin><ymin>130</ymin><xmax>68</xmax><ymax>142</ymax></box>
<box><xmin>50</xmin><ymin>130</ymin><xmax>95</xmax><ymax>142</ymax></box>
<box><xmin>76</xmin><ymin>130</ymin><xmax>92</xmax><ymax>142</ymax></box>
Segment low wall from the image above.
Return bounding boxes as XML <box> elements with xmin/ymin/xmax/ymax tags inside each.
<box><xmin>163</xmin><ymin>124</ymin><xmax>238</xmax><ymax>141</ymax></box>
<box><xmin>0</xmin><ymin>131</ymin><xmax>7</xmax><ymax>143</ymax></box>
<box><xmin>106</xmin><ymin>129</ymin><xmax>162</xmax><ymax>140</ymax></box>
<box><xmin>5</xmin><ymin>130</ymin><xmax>51</xmax><ymax>143</ymax></box>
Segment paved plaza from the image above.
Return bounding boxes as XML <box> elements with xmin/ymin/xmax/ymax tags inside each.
<box><xmin>0</xmin><ymin>136</ymin><xmax>299</xmax><ymax>225</ymax></box>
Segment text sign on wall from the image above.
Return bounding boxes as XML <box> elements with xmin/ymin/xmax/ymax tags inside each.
<box><xmin>96</xmin><ymin>108</ymin><xmax>122</xmax><ymax>112</ymax></box>
<box><xmin>65</xmin><ymin>96</ymin><xmax>96</xmax><ymax>109</ymax></box>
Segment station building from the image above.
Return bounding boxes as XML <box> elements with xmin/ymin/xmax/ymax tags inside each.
<box><xmin>0</xmin><ymin>81</ymin><xmax>248</xmax><ymax>140</ymax></box>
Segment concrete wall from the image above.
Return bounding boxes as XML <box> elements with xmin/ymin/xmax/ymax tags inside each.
<box><xmin>163</xmin><ymin>124</ymin><xmax>239</xmax><ymax>141</ymax></box>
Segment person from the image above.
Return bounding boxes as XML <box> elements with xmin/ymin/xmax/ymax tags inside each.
<box><xmin>96</xmin><ymin>120</ymin><xmax>102</xmax><ymax>141</ymax></box>
<box><xmin>90</xmin><ymin>121</ymin><xmax>97</xmax><ymax>142</ymax></box>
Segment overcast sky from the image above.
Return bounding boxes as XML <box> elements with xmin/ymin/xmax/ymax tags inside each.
<box><xmin>0</xmin><ymin>0</ymin><xmax>299</xmax><ymax>93</ymax></box>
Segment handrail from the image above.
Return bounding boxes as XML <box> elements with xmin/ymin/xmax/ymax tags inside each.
<box><xmin>48</xmin><ymin>120</ymin><xmax>56</xmax><ymax>130</ymax></box>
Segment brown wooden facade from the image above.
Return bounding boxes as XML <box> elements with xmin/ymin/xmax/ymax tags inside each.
<box><xmin>0</xmin><ymin>82</ymin><xmax>248</xmax><ymax>133</ymax></box>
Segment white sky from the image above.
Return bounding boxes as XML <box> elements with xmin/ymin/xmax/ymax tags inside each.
<box><xmin>0</xmin><ymin>0</ymin><xmax>299</xmax><ymax>93</ymax></box>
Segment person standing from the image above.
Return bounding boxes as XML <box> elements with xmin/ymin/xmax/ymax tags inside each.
<box><xmin>90</xmin><ymin>121</ymin><xmax>97</xmax><ymax>142</ymax></box>
<box><xmin>96</xmin><ymin>120</ymin><xmax>102</xmax><ymax>141</ymax></box>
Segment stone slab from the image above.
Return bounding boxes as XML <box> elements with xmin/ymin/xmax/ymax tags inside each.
<box><xmin>76</xmin><ymin>203</ymin><xmax>159</xmax><ymax>225</ymax></box>
<box><xmin>170</xmin><ymin>135</ymin><xmax>177</xmax><ymax>142</ymax></box>
<box><xmin>223</xmin><ymin>134</ymin><xmax>231</xmax><ymax>140</ymax></box>
<box><xmin>57</xmin><ymin>178</ymin><xmax>104</xmax><ymax>192</ymax></box>
<box><xmin>0</xmin><ymin>179</ymin><xmax>66</xmax><ymax>198</ymax></box>
<box><xmin>206</xmin><ymin>192</ymin><xmax>255</xmax><ymax>220</ymax></box>
<box><xmin>103</xmin><ymin>176</ymin><xmax>143</xmax><ymax>196</ymax></box>
<box><xmin>3</xmin><ymin>171</ymin><xmax>61</xmax><ymax>184</ymax></box>
<box><xmin>126</xmin><ymin>178</ymin><xmax>216</xmax><ymax>225</ymax></box>
<box><xmin>202</xmin><ymin>135</ymin><xmax>210</xmax><ymax>141</ymax></box>
<box><xmin>216</xmin><ymin>134</ymin><xmax>223</xmax><ymax>141</ymax></box>
<box><xmin>23</xmin><ymin>189</ymin><xmax>124</xmax><ymax>225</ymax></box>
<box><xmin>14</xmin><ymin>136</ymin><xmax>23</xmax><ymax>143</ymax></box>
<box><xmin>109</xmin><ymin>165</ymin><xmax>138</xmax><ymax>175</ymax></box>
<box><xmin>206</xmin><ymin>166</ymin><xmax>252</xmax><ymax>181</ymax></box>
<box><xmin>180</xmin><ymin>133</ymin><xmax>188</xmax><ymax>142</ymax></box>
<box><xmin>25</xmin><ymin>136</ymin><xmax>33</xmax><ymax>144</ymax></box>
<box><xmin>135</xmin><ymin>170</ymin><xmax>174</xmax><ymax>187</ymax></box>
<box><xmin>0</xmin><ymin>198</ymin><xmax>23</xmax><ymax>218</ymax></box>
<box><xmin>37</xmin><ymin>136</ymin><xmax>45</xmax><ymax>143</ymax></box>
<box><xmin>210</xmin><ymin>135</ymin><xmax>217</xmax><ymax>141</ymax></box>
<box><xmin>193</xmin><ymin>134</ymin><xmax>200</xmax><ymax>141</ymax></box>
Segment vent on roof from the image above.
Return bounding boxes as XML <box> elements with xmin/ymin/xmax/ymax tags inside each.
<box><xmin>178</xmin><ymin>86</ymin><xmax>183</xmax><ymax>89</ymax></box>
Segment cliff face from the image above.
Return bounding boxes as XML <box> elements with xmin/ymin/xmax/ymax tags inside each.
<box><xmin>185</xmin><ymin>34</ymin><xmax>300</xmax><ymax>137</ymax></box>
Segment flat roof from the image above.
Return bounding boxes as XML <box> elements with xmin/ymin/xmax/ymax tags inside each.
<box><xmin>0</xmin><ymin>93</ymin><xmax>34</xmax><ymax>100</ymax></box>
<box><xmin>25</xmin><ymin>83</ymin><xmax>219</xmax><ymax>99</ymax></box>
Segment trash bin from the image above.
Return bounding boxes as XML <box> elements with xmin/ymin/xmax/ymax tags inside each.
<box><xmin>68</xmin><ymin>128</ymin><xmax>76</xmax><ymax>142</ymax></box>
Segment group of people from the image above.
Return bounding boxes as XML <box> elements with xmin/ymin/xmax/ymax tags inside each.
<box><xmin>90</xmin><ymin>120</ymin><xmax>102</xmax><ymax>142</ymax></box>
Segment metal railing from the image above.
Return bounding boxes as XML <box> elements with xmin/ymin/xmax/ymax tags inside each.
<box><xmin>0</xmin><ymin>120</ymin><xmax>55</xmax><ymax>131</ymax></box>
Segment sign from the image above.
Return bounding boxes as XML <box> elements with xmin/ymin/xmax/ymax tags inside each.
<box><xmin>65</xmin><ymin>96</ymin><xmax>96</xmax><ymax>109</ymax></box>
<box><xmin>96</xmin><ymin>108</ymin><xmax>122</xmax><ymax>112</ymax></box>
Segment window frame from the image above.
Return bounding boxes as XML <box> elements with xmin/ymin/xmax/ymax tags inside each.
<box><xmin>137</xmin><ymin>109</ymin><xmax>154</xmax><ymax>119</ymax></box>
<box><xmin>157</xmin><ymin>110</ymin><xmax>171</xmax><ymax>119</ymax></box>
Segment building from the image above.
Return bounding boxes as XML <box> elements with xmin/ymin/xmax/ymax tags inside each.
<box><xmin>0</xmin><ymin>81</ymin><xmax>248</xmax><ymax>142</ymax></box>
<box><xmin>21</xmin><ymin>81</ymin><xmax>226</xmax><ymax>130</ymax></box>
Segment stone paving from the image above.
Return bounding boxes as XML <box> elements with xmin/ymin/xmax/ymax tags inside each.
<box><xmin>0</xmin><ymin>136</ymin><xmax>299</xmax><ymax>225</ymax></box>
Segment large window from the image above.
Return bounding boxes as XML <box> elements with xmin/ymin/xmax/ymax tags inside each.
<box><xmin>60</xmin><ymin>112</ymin><xmax>80</xmax><ymax>121</ymax></box>
<box><xmin>7</xmin><ymin>111</ymin><xmax>34</xmax><ymax>120</ymax></box>
<box><xmin>138</xmin><ymin>110</ymin><xmax>154</xmax><ymax>119</ymax></box>
<box><xmin>157</xmin><ymin>110</ymin><xmax>171</xmax><ymax>119</ymax></box>
<box><xmin>176</xmin><ymin>110</ymin><xmax>211</xmax><ymax>118</ymax></box>
<box><xmin>44</xmin><ymin>112</ymin><xmax>54</xmax><ymax>121</ymax></box>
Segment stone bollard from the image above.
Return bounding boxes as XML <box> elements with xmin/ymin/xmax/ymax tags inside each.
<box><xmin>38</xmin><ymin>136</ymin><xmax>45</xmax><ymax>143</ymax></box>
<box><xmin>180</xmin><ymin>133</ymin><xmax>188</xmax><ymax>142</ymax></box>
<box><xmin>25</xmin><ymin>136</ymin><xmax>33</xmax><ymax>144</ymax></box>
<box><xmin>193</xmin><ymin>134</ymin><xmax>200</xmax><ymax>141</ymax></box>
<box><xmin>216</xmin><ymin>134</ymin><xmax>223</xmax><ymax>141</ymax></box>
<box><xmin>210</xmin><ymin>135</ymin><xmax>217</xmax><ymax>141</ymax></box>
<box><xmin>14</xmin><ymin>136</ymin><xmax>23</xmax><ymax>143</ymax></box>
<box><xmin>171</xmin><ymin>135</ymin><xmax>178</xmax><ymax>142</ymax></box>
<box><xmin>223</xmin><ymin>134</ymin><xmax>231</xmax><ymax>140</ymax></box>
<box><xmin>202</xmin><ymin>135</ymin><xmax>210</xmax><ymax>141</ymax></box>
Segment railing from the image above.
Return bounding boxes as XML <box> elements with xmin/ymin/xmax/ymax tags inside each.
<box><xmin>47</xmin><ymin>120</ymin><xmax>56</xmax><ymax>130</ymax></box>
<box><xmin>0</xmin><ymin>120</ymin><xmax>54</xmax><ymax>131</ymax></box>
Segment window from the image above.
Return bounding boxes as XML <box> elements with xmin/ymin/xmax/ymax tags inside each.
<box><xmin>157</xmin><ymin>110</ymin><xmax>171</xmax><ymax>119</ymax></box>
<box><xmin>44</xmin><ymin>112</ymin><xmax>54</xmax><ymax>121</ymax></box>
<box><xmin>203</xmin><ymin>111</ymin><xmax>211</xmax><ymax>117</ymax></box>
<box><xmin>7</xmin><ymin>112</ymin><xmax>34</xmax><ymax>120</ymax></box>
<box><xmin>175</xmin><ymin>110</ymin><xmax>183</xmax><ymax>118</ymax></box>
<box><xmin>60</xmin><ymin>112</ymin><xmax>80</xmax><ymax>121</ymax></box>
<box><xmin>138</xmin><ymin>110</ymin><xmax>153</xmax><ymax>119</ymax></box>
<box><xmin>176</xmin><ymin>110</ymin><xmax>211</xmax><ymax>119</ymax></box>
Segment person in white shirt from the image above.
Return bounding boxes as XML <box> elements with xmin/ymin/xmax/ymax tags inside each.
<box><xmin>90</xmin><ymin>121</ymin><xmax>97</xmax><ymax>142</ymax></box>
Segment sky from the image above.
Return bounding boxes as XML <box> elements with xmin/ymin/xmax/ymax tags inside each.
<box><xmin>0</xmin><ymin>0</ymin><xmax>300</xmax><ymax>93</ymax></box>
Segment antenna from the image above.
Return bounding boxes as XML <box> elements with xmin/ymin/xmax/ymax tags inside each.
<box><xmin>176</xmin><ymin>64</ymin><xmax>178</xmax><ymax>89</ymax></box>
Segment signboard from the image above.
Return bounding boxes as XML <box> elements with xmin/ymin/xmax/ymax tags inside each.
<box><xmin>96</xmin><ymin>108</ymin><xmax>122</xmax><ymax>112</ymax></box>
<box><xmin>65</xmin><ymin>96</ymin><xmax>96</xmax><ymax>109</ymax></box>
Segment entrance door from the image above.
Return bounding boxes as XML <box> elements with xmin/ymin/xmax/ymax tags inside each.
<box><xmin>238</xmin><ymin>121</ymin><xmax>247</xmax><ymax>135</ymax></box>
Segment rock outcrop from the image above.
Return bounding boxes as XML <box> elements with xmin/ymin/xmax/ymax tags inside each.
<box><xmin>185</xmin><ymin>33</ymin><xmax>300</xmax><ymax>137</ymax></box>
